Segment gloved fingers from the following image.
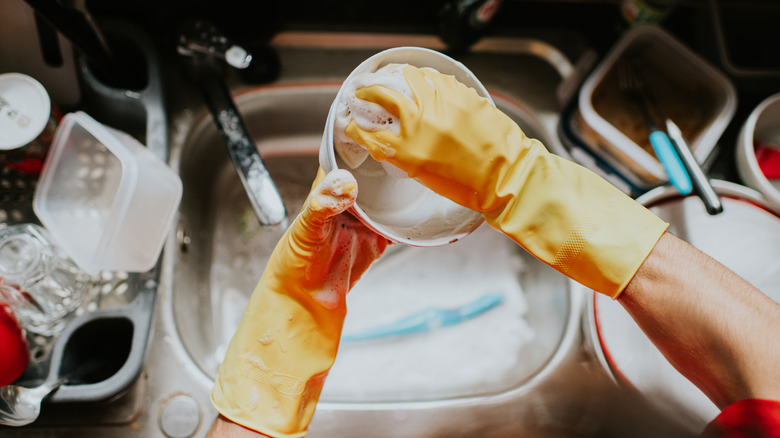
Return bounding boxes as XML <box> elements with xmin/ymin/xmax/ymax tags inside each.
<box><xmin>300</xmin><ymin>168</ymin><xmax>358</xmax><ymax>228</ymax></box>
<box><xmin>280</xmin><ymin>169</ymin><xmax>358</xmax><ymax>269</ymax></box>
<box><xmin>353</xmin><ymin>84</ymin><xmax>410</xmax><ymax>119</ymax></box>
<box><xmin>280</xmin><ymin>169</ymin><xmax>389</xmax><ymax>307</ymax></box>
<box><xmin>409</xmin><ymin>66</ymin><xmax>486</xmax><ymax>103</ymax></box>
<box><xmin>344</xmin><ymin>120</ymin><xmax>399</xmax><ymax>161</ymax></box>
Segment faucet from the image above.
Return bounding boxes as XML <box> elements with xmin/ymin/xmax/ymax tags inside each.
<box><xmin>177</xmin><ymin>20</ymin><xmax>287</xmax><ymax>227</ymax></box>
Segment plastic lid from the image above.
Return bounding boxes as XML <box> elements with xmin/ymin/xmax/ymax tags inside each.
<box><xmin>0</xmin><ymin>73</ymin><xmax>51</xmax><ymax>150</ymax></box>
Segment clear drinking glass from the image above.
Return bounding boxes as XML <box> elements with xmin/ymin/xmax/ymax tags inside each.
<box><xmin>0</xmin><ymin>224</ymin><xmax>96</xmax><ymax>336</ymax></box>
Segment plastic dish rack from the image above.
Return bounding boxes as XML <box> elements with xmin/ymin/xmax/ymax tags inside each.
<box><xmin>0</xmin><ymin>22</ymin><xmax>166</xmax><ymax>405</ymax></box>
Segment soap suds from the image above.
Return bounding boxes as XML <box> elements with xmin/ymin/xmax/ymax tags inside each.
<box><xmin>333</xmin><ymin>63</ymin><xmax>414</xmax><ymax>169</ymax></box>
<box><xmin>330</xmin><ymin>63</ymin><xmax>483</xmax><ymax>242</ymax></box>
<box><xmin>321</xmin><ymin>225</ymin><xmax>537</xmax><ymax>401</ymax></box>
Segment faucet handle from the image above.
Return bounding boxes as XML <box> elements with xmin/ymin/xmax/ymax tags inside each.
<box><xmin>177</xmin><ymin>20</ymin><xmax>252</xmax><ymax>69</ymax></box>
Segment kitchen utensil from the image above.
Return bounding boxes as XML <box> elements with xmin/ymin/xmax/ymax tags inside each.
<box><xmin>0</xmin><ymin>377</ymin><xmax>66</xmax><ymax>426</ymax></box>
<box><xmin>617</xmin><ymin>59</ymin><xmax>692</xmax><ymax>195</ymax></box>
<box><xmin>341</xmin><ymin>293</ymin><xmax>505</xmax><ymax>342</ymax></box>
<box><xmin>33</xmin><ymin>111</ymin><xmax>182</xmax><ymax>274</ymax></box>
<box><xmin>320</xmin><ymin>46</ymin><xmax>487</xmax><ymax>246</ymax></box>
<box><xmin>0</xmin><ymin>23</ymin><xmax>164</xmax><ymax>413</ymax></box>
<box><xmin>0</xmin><ymin>344</ymin><xmax>106</xmax><ymax>427</ymax></box>
<box><xmin>578</xmin><ymin>25</ymin><xmax>736</xmax><ymax>189</ymax></box>
<box><xmin>664</xmin><ymin>120</ymin><xmax>723</xmax><ymax>215</ymax></box>
<box><xmin>623</xmin><ymin>62</ymin><xmax>722</xmax><ymax>214</ymax></box>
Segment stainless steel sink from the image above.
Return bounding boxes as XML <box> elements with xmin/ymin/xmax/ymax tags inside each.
<box><xmin>159</xmin><ymin>35</ymin><xmax>588</xmax><ymax>437</ymax></box>
<box><xmin>5</xmin><ymin>32</ymin><xmax>611</xmax><ymax>438</ymax></box>
<box><xmin>173</xmin><ymin>80</ymin><xmax>574</xmax><ymax>374</ymax></box>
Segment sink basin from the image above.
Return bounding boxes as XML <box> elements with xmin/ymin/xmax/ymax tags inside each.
<box><xmin>172</xmin><ymin>81</ymin><xmax>569</xmax><ymax>373</ymax></box>
<box><xmin>170</xmin><ymin>67</ymin><xmax>581</xmax><ymax>434</ymax></box>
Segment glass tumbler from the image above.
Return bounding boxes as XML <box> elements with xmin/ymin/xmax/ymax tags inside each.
<box><xmin>0</xmin><ymin>224</ymin><xmax>96</xmax><ymax>336</ymax></box>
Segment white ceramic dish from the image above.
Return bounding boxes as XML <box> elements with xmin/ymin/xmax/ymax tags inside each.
<box><xmin>320</xmin><ymin>47</ymin><xmax>489</xmax><ymax>246</ymax></box>
<box><xmin>736</xmin><ymin>93</ymin><xmax>780</xmax><ymax>211</ymax></box>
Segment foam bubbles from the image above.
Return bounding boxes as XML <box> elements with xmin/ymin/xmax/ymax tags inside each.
<box><xmin>333</xmin><ymin>63</ymin><xmax>415</xmax><ymax>169</ymax></box>
<box><xmin>328</xmin><ymin>59</ymin><xmax>482</xmax><ymax>245</ymax></box>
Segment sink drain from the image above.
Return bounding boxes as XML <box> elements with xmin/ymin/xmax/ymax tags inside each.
<box><xmin>159</xmin><ymin>394</ymin><xmax>201</xmax><ymax>438</ymax></box>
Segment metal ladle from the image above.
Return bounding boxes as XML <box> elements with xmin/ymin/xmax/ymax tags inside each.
<box><xmin>0</xmin><ymin>377</ymin><xmax>66</xmax><ymax>426</ymax></box>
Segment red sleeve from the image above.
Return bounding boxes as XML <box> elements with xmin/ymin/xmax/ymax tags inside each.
<box><xmin>702</xmin><ymin>399</ymin><xmax>780</xmax><ymax>438</ymax></box>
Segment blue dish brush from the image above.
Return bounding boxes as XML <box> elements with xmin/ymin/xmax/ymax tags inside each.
<box><xmin>341</xmin><ymin>293</ymin><xmax>505</xmax><ymax>342</ymax></box>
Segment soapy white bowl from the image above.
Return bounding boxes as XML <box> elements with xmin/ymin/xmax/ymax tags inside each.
<box><xmin>320</xmin><ymin>47</ymin><xmax>489</xmax><ymax>246</ymax></box>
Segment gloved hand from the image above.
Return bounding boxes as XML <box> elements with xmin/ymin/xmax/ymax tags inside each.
<box><xmin>345</xmin><ymin>65</ymin><xmax>667</xmax><ymax>299</ymax></box>
<box><xmin>211</xmin><ymin>169</ymin><xmax>389</xmax><ymax>438</ymax></box>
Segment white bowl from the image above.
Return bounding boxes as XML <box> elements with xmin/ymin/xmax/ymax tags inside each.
<box><xmin>736</xmin><ymin>93</ymin><xmax>780</xmax><ymax>211</ymax></box>
<box><xmin>320</xmin><ymin>47</ymin><xmax>489</xmax><ymax>246</ymax></box>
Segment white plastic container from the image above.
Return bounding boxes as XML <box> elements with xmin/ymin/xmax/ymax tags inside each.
<box><xmin>320</xmin><ymin>47</ymin><xmax>487</xmax><ymax>246</ymax></box>
<box><xmin>578</xmin><ymin>25</ymin><xmax>736</xmax><ymax>188</ymax></box>
<box><xmin>33</xmin><ymin>112</ymin><xmax>182</xmax><ymax>274</ymax></box>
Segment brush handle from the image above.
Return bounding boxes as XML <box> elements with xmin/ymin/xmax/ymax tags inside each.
<box><xmin>664</xmin><ymin>120</ymin><xmax>723</xmax><ymax>215</ymax></box>
<box><xmin>649</xmin><ymin>130</ymin><xmax>692</xmax><ymax>195</ymax></box>
<box><xmin>341</xmin><ymin>294</ymin><xmax>504</xmax><ymax>342</ymax></box>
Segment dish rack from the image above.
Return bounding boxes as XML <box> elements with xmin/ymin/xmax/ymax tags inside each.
<box><xmin>0</xmin><ymin>22</ymin><xmax>166</xmax><ymax>405</ymax></box>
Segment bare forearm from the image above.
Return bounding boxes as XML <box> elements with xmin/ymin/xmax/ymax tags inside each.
<box><xmin>620</xmin><ymin>232</ymin><xmax>780</xmax><ymax>408</ymax></box>
<box><xmin>206</xmin><ymin>415</ymin><xmax>272</xmax><ymax>438</ymax></box>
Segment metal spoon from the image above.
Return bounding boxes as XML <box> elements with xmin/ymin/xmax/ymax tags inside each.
<box><xmin>0</xmin><ymin>377</ymin><xmax>66</xmax><ymax>426</ymax></box>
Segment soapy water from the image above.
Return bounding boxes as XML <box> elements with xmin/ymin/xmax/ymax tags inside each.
<box><xmin>320</xmin><ymin>224</ymin><xmax>536</xmax><ymax>402</ymax></box>
<box><xmin>211</xmin><ymin>205</ymin><xmax>538</xmax><ymax>400</ymax></box>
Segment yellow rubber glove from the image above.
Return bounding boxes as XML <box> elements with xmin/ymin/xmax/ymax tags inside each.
<box><xmin>345</xmin><ymin>65</ymin><xmax>667</xmax><ymax>299</ymax></box>
<box><xmin>211</xmin><ymin>169</ymin><xmax>389</xmax><ymax>438</ymax></box>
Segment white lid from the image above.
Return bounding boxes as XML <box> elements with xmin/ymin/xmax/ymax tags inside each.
<box><xmin>0</xmin><ymin>73</ymin><xmax>51</xmax><ymax>150</ymax></box>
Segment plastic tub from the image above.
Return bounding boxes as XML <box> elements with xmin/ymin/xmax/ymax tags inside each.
<box><xmin>33</xmin><ymin>111</ymin><xmax>182</xmax><ymax>274</ymax></box>
<box><xmin>578</xmin><ymin>25</ymin><xmax>736</xmax><ymax>188</ymax></box>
